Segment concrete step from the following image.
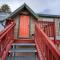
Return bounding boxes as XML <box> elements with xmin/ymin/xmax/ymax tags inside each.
<box><xmin>12</xmin><ymin>46</ymin><xmax>35</xmax><ymax>50</ymax></box>
<box><xmin>7</xmin><ymin>55</ymin><xmax>38</xmax><ymax>60</ymax></box>
<box><xmin>12</xmin><ymin>43</ymin><xmax>35</xmax><ymax>46</ymax></box>
<box><xmin>11</xmin><ymin>47</ymin><xmax>36</xmax><ymax>50</ymax></box>
<box><xmin>9</xmin><ymin>49</ymin><xmax>37</xmax><ymax>53</ymax></box>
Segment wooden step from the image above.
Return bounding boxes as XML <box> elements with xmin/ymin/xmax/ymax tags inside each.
<box><xmin>14</xmin><ymin>39</ymin><xmax>34</xmax><ymax>43</ymax></box>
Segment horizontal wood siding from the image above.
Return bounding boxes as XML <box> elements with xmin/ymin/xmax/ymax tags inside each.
<box><xmin>14</xmin><ymin>15</ymin><xmax>19</xmax><ymax>39</ymax></box>
<box><xmin>55</xmin><ymin>18</ymin><xmax>60</xmax><ymax>36</ymax></box>
<box><xmin>38</xmin><ymin>17</ymin><xmax>54</xmax><ymax>22</ymax></box>
<box><xmin>30</xmin><ymin>16</ymin><xmax>35</xmax><ymax>37</ymax></box>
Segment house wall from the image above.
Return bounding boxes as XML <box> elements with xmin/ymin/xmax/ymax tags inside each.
<box><xmin>14</xmin><ymin>15</ymin><xmax>20</xmax><ymax>39</ymax></box>
<box><xmin>38</xmin><ymin>17</ymin><xmax>60</xmax><ymax>38</ymax></box>
<box><xmin>30</xmin><ymin>16</ymin><xmax>36</xmax><ymax>37</ymax></box>
<box><xmin>13</xmin><ymin>15</ymin><xmax>36</xmax><ymax>39</ymax></box>
<box><xmin>13</xmin><ymin>15</ymin><xmax>60</xmax><ymax>39</ymax></box>
<box><xmin>6</xmin><ymin>14</ymin><xmax>60</xmax><ymax>39</ymax></box>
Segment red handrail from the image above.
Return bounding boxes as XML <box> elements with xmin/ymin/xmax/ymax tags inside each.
<box><xmin>35</xmin><ymin>24</ymin><xmax>60</xmax><ymax>60</ymax></box>
<box><xmin>38</xmin><ymin>21</ymin><xmax>54</xmax><ymax>37</ymax></box>
<box><xmin>0</xmin><ymin>22</ymin><xmax>15</xmax><ymax>60</ymax></box>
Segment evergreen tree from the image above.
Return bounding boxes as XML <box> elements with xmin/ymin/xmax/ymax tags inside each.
<box><xmin>0</xmin><ymin>4</ymin><xmax>11</xmax><ymax>13</ymax></box>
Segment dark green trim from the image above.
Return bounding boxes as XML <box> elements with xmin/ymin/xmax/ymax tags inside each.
<box><xmin>30</xmin><ymin>16</ymin><xmax>33</xmax><ymax>38</ymax></box>
<box><xmin>29</xmin><ymin>16</ymin><xmax>31</xmax><ymax>38</ymax></box>
<box><xmin>17</xmin><ymin>15</ymin><xmax>20</xmax><ymax>39</ymax></box>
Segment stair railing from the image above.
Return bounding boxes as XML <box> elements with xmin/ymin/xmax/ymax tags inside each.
<box><xmin>0</xmin><ymin>22</ymin><xmax>15</xmax><ymax>60</ymax></box>
<box><xmin>35</xmin><ymin>24</ymin><xmax>60</xmax><ymax>60</ymax></box>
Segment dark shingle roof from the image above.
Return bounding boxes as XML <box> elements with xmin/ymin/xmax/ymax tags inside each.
<box><xmin>37</xmin><ymin>13</ymin><xmax>60</xmax><ymax>18</ymax></box>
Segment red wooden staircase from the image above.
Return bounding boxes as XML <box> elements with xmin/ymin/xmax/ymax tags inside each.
<box><xmin>0</xmin><ymin>22</ymin><xmax>15</xmax><ymax>60</ymax></box>
<box><xmin>35</xmin><ymin>24</ymin><xmax>60</xmax><ymax>60</ymax></box>
<box><xmin>0</xmin><ymin>22</ymin><xmax>60</xmax><ymax>60</ymax></box>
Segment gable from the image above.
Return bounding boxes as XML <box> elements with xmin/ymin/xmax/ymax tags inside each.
<box><xmin>7</xmin><ymin>3</ymin><xmax>38</xmax><ymax>20</ymax></box>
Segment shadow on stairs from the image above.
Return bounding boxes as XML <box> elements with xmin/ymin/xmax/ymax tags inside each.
<box><xmin>7</xmin><ymin>39</ymin><xmax>39</xmax><ymax>60</ymax></box>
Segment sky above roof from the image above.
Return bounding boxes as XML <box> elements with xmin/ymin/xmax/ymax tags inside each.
<box><xmin>0</xmin><ymin>0</ymin><xmax>60</xmax><ymax>15</ymax></box>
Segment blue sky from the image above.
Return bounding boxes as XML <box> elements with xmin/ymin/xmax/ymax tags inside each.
<box><xmin>0</xmin><ymin>0</ymin><xmax>60</xmax><ymax>15</ymax></box>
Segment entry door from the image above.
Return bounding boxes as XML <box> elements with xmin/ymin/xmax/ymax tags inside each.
<box><xmin>19</xmin><ymin>15</ymin><xmax>30</xmax><ymax>38</ymax></box>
